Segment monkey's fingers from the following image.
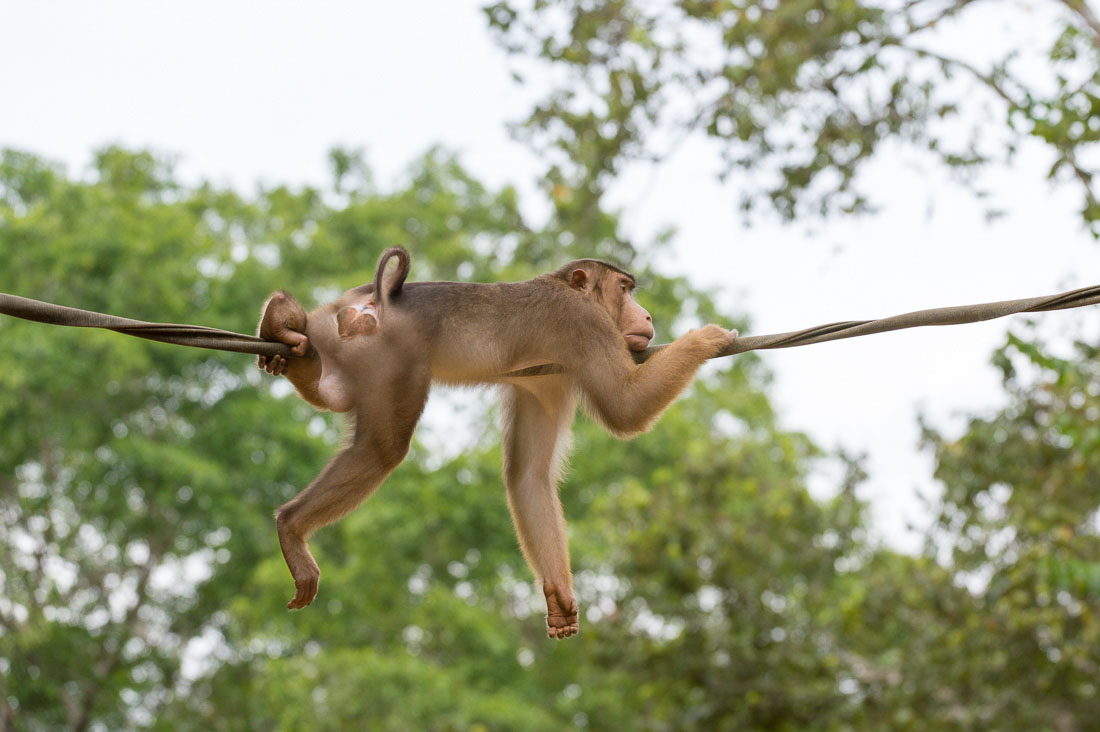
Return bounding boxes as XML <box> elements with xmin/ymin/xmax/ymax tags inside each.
<box><xmin>723</xmin><ymin>328</ymin><xmax>740</xmax><ymax>354</ymax></box>
<box><xmin>695</xmin><ymin>324</ymin><xmax>740</xmax><ymax>356</ymax></box>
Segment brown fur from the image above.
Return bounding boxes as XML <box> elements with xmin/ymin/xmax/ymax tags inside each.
<box><xmin>257</xmin><ymin>247</ymin><xmax>736</xmax><ymax>639</ymax></box>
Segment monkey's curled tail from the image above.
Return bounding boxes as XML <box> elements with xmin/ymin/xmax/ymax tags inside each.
<box><xmin>373</xmin><ymin>246</ymin><xmax>410</xmax><ymax>309</ymax></box>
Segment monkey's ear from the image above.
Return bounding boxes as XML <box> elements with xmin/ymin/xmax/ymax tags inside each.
<box><xmin>336</xmin><ymin>305</ymin><xmax>378</xmax><ymax>338</ymax></box>
<box><xmin>569</xmin><ymin>269</ymin><xmax>589</xmax><ymax>291</ymax></box>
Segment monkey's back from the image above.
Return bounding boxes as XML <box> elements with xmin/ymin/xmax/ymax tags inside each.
<box><xmin>390</xmin><ymin>278</ymin><xmax>604</xmax><ymax>385</ymax></box>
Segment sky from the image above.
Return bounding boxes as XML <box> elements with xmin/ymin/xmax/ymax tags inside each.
<box><xmin>4</xmin><ymin>0</ymin><xmax>1100</xmax><ymax>551</ymax></box>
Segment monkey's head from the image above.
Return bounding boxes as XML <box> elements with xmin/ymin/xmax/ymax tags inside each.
<box><xmin>564</xmin><ymin>260</ymin><xmax>655</xmax><ymax>352</ymax></box>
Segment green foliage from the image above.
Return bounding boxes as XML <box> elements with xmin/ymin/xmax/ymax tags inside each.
<box><xmin>911</xmin><ymin>331</ymin><xmax>1100</xmax><ymax>727</ymax></box>
<box><xmin>0</xmin><ymin>145</ymin><xmax>751</xmax><ymax>728</ymax></box>
<box><xmin>486</xmin><ymin>0</ymin><xmax>1100</xmax><ymax>231</ymax></box>
<box><xmin>2</xmin><ymin>146</ymin><xmax>1097</xmax><ymax>730</ymax></box>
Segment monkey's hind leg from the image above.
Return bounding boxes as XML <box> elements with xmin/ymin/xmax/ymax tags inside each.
<box><xmin>501</xmin><ymin>380</ymin><xmax>580</xmax><ymax>639</ymax></box>
<box><xmin>275</xmin><ymin>367</ymin><xmax>429</xmax><ymax>609</ymax></box>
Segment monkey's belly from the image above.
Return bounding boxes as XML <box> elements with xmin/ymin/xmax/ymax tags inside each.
<box><xmin>430</xmin><ymin>346</ymin><xmax>557</xmax><ymax>384</ymax></box>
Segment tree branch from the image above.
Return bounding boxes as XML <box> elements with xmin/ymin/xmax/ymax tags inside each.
<box><xmin>1061</xmin><ymin>145</ymin><xmax>1100</xmax><ymax>213</ymax></box>
<box><xmin>891</xmin><ymin>41</ymin><xmax>1022</xmax><ymax>108</ymax></box>
<box><xmin>1058</xmin><ymin>0</ymin><xmax>1100</xmax><ymax>48</ymax></box>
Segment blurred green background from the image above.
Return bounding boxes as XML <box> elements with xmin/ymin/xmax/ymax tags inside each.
<box><xmin>5</xmin><ymin>1</ymin><xmax>1100</xmax><ymax>730</ymax></box>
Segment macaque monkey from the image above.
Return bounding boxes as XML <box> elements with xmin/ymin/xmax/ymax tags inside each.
<box><xmin>257</xmin><ymin>247</ymin><xmax>737</xmax><ymax>639</ymax></box>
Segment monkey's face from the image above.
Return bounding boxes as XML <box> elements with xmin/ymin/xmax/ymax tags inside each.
<box><xmin>569</xmin><ymin>263</ymin><xmax>655</xmax><ymax>352</ymax></box>
<box><xmin>606</xmin><ymin>272</ymin><xmax>654</xmax><ymax>352</ymax></box>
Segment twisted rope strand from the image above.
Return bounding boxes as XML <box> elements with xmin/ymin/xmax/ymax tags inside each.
<box><xmin>503</xmin><ymin>283</ymin><xmax>1100</xmax><ymax>377</ymax></box>
<box><xmin>0</xmin><ymin>293</ymin><xmax>291</xmax><ymax>358</ymax></box>
<box><xmin>3</xmin><ymin>284</ymin><xmax>1099</xmax><ymax>377</ymax></box>
<box><xmin>717</xmin><ymin>283</ymin><xmax>1100</xmax><ymax>357</ymax></box>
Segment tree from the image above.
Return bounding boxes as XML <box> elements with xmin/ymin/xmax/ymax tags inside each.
<box><xmin>0</xmin><ymin>146</ymin><xmax>558</xmax><ymax>729</ymax></box>
<box><xmin>485</xmin><ymin>0</ymin><xmax>1100</xmax><ymax>231</ymax></box>
<box><xmin>0</xmin><ymin>146</ymin><xmax>878</xmax><ymax>729</ymax></box>
<box><xmin>0</xmin><ymin>147</ymin><xmax>305</xmax><ymax>730</ymax></box>
<box><xmin>10</xmin><ymin>143</ymin><xmax>1098</xmax><ymax>730</ymax></box>
<box><xmin>909</xmin><ymin>330</ymin><xmax>1100</xmax><ymax>730</ymax></box>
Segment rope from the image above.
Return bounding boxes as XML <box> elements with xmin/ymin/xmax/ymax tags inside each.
<box><xmin>716</xmin><ymin>282</ymin><xmax>1100</xmax><ymax>354</ymax></box>
<box><xmin>2</xmin><ymin>283</ymin><xmax>1100</xmax><ymax>375</ymax></box>
<box><xmin>0</xmin><ymin>293</ymin><xmax>293</xmax><ymax>358</ymax></box>
<box><xmin>502</xmin><ymin>282</ymin><xmax>1100</xmax><ymax>377</ymax></box>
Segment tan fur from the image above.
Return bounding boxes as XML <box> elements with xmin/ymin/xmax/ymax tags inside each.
<box><xmin>257</xmin><ymin>248</ymin><xmax>737</xmax><ymax>637</ymax></box>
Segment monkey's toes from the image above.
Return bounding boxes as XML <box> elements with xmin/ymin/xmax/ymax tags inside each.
<box><xmin>286</xmin><ymin>591</ymin><xmax>313</xmax><ymax>610</ymax></box>
<box><xmin>543</xmin><ymin>581</ymin><xmax>579</xmax><ymax>639</ymax></box>
<box><xmin>546</xmin><ymin>610</ymin><xmax>580</xmax><ymax>640</ymax></box>
<box><xmin>262</xmin><ymin>355</ymin><xmax>287</xmax><ymax>375</ymax></box>
<box><xmin>286</xmin><ymin>574</ymin><xmax>319</xmax><ymax>610</ymax></box>
<box><xmin>546</xmin><ymin>617</ymin><xmax>579</xmax><ymax>640</ymax></box>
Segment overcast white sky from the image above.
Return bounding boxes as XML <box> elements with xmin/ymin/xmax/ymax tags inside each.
<box><xmin>4</xmin><ymin>0</ymin><xmax>1100</xmax><ymax>551</ymax></box>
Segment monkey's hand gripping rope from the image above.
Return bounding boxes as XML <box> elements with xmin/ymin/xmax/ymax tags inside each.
<box><xmin>2</xmin><ymin>284</ymin><xmax>1100</xmax><ymax>373</ymax></box>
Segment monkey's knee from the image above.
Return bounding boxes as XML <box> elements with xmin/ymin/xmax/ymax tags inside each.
<box><xmin>260</xmin><ymin>290</ymin><xmax>307</xmax><ymax>335</ymax></box>
<box><xmin>267</xmin><ymin>289</ymin><xmax>305</xmax><ymax>316</ymax></box>
<box><xmin>260</xmin><ymin>291</ymin><xmax>311</xmax><ymax>357</ymax></box>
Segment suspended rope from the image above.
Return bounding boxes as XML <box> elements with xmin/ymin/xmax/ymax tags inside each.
<box><xmin>3</xmin><ymin>283</ymin><xmax>1100</xmax><ymax>377</ymax></box>
<box><xmin>0</xmin><ymin>293</ymin><xmax>291</xmax><ymax>358</ymax></box>
<box><xmin>504</xmin><ymin>282</ymin><xmax>1100</xmax><ymax>377</ymax></box>
<box><xmin>719</xmin><ymin>283</ymin><xmax>1100</xmax><ymax>354</ymax></box>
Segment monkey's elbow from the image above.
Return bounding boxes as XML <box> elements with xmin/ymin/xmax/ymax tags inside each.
<box><xmin>582</xmin><ymin>397</ymin><xmax>656</xmax><ymax>439</ymax></box>
<box><xmin>602</xmin><ymin>416</ymin><xmax>654</xmax><ymax>440</ymax></box>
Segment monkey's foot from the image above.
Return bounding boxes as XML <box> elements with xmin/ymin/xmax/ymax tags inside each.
<box><xmin>286</xmin><ymin>563</ymin><xmax>320</xmax><ymax>610</ymax></box>
<box><xmin>543</xmin><ymin>581</ymin><xmax>579</xmax><ymax>640</ymax></box>
<box><xmin>282</xmin><ymin>551</ymin><xmax>321</xmax><ymax>610</ymax></box>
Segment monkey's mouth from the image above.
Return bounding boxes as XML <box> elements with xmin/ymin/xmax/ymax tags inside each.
<box><xmin>624</xmin><ymin>333</ymin><xmax>652</xmax><ymax>351</ymax></box>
